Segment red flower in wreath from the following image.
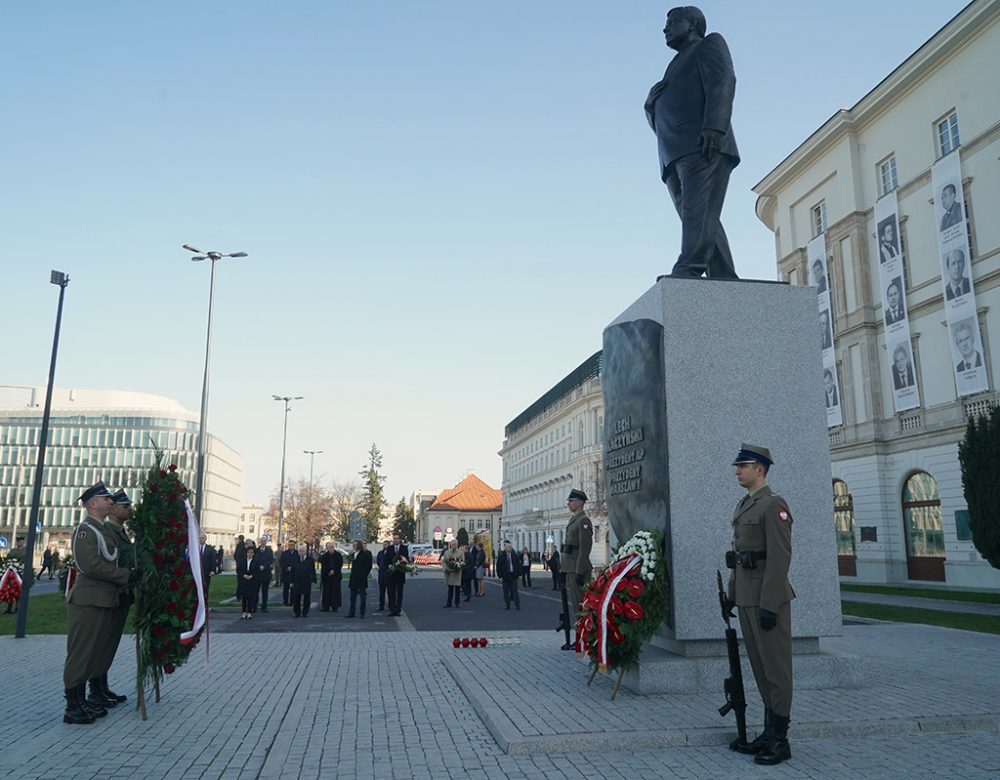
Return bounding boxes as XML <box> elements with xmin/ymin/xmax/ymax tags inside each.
<box><xmin>168</xmin><ymin>464</ymin><xmax>178</xmax><ymax>472</ymax></box>
<box><xmin>609</xmin><ymin>595</ymin><xmax>624</xmax><ymax>615</ymax></box>
<box><xmin>608</xmin><ymin>621</ymin><xmax>624</xmax><ymax>645</ymax></box>
<box><xmin>623</xmin><ymin>600</ymin><xmax>645</xmax><ymax>621</ymax></box>
<box><xmin>163</xmin><ymin>663</ymin><xmax>175</xmax><ymax>674</ymax></box>
<box><xmin>628</xmin><ymin>579</ymin><xmax>645</xmax><ymax>598</ymax></box>
<box><xmin>159</xmin><ymin>470</ymin><xmax>168</xmax><ymax>478</ymax></box>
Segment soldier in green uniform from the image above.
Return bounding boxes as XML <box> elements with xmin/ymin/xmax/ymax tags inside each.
<box><xmin>63</xmin><ymin>482</ymin><xmax>138</xmax><ymax>724</ymax></box>
<box><xmin>725</xmin><ymin>444</ymin><xmax>794</xmax><ymax>766</ymax></box>
<box><xmin>93</xmin><ymin>489</ymin><xmax>135</xmax><ymax>707</ymax></box>
<box><xmin>561</xmin><ymin>488</ymin><xmax>593</xmax><ymax>647</ymax></box>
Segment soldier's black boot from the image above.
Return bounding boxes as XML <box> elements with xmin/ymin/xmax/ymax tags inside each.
<box><xmin>88</xmin><ymin>677</ymin><xmax>116</xmax><ymax>708</ymax></box>
<box><xmin>79</xmin><ymin>682</ymin><xmax>108</xmax><ymax>718</ymax></box>
<box><xmin>731</xmin><ymin>709</ymin><xmax>771</xmax><ymax>754</ymax></box>
<box><xmin>64</xmin><ymin>687</ymin><xmax>96</xmax><ymax>724</ymax></box>
<box><xmin>101</xmin><ymin>673</ymin><xmax>127</xmax><ymax>704</ymax></box>
<box><xmin>754</xmin><ymin>713</ymin><xmax>791</xmax><ymax>765</ymax></box>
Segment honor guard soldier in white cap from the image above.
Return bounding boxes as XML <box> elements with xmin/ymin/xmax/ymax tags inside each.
<box><xmin>725</xmin><ymin>444</ymin><xmax>794</xmax><ymax>765</ymax></box>
<box><xmin>561</xmin><ymin>489</ymin><xmax>593</xmax><ymax>635</ymax></box>
<box><xmin>62</xmin><ymin>481</ymin><xmax>139</xmax><ymax>724</ymax></box>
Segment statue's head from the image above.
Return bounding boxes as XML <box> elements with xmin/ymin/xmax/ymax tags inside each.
<box><xmin>665</xmin><ymin>6</ymin><xmax>707</xmax><ymax>49</ymax></box>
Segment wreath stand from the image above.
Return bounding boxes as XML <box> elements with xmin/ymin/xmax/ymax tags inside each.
<box><xmin>587</xmin><ymin>662</ymin><xmax>626</xmax><ymax>701</ymax></box>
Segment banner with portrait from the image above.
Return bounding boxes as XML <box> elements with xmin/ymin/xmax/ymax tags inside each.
<box><xmin>808</xmin><ymin>233</ymin><xmax>842</xmax><ymax>427</ymax></box>
<box><xmin>874</xmin><ymin>191</ymin><xmax>920</xmax><ymax>412</ymax></box>
<box><xmin>931</xmin><ymin>150</ymin><xmax>988</xmax><ymax>397</ymax></box>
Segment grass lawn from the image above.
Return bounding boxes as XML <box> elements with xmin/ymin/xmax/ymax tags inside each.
<box><xmin>0</xmin><ymin>575</ymin><xmax>235</xmax><ymax>636</ymax></box>
<box><xmin>841</xmin><ymin>600</ymin><xmax>1000</xmax><ymax>635</ymax></box>
<box><xmin>841</xmin><ymin>583</ymin><xmax>1000</xmax><ymax>604</ymax></box>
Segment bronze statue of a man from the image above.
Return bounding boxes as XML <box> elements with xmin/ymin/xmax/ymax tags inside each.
<box><xmin>645</xmin><ymin>6</ymin><xmax>740</xmax><ymax>279</ymax></box>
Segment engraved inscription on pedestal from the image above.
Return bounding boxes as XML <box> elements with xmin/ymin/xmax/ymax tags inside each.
<box><xmin>602</xmin><ymin>318</ymin><xmax>672</xmax><ymax>627</ymax></box>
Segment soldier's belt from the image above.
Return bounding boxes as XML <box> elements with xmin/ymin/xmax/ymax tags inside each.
<box><xmin>725</xmin><ymin>550</ymin><xmax>766</xmax><ymax>570</ymax></box>
<box><xmin>560</xmin><ymin>543</ymin><xmax>576</xmax><ymax>554</ymax></box>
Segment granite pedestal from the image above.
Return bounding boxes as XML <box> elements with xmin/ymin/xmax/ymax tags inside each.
<box><xmin>602</xmin><ymin>277</ymin><xmax>854</xmax><ymax>693</ymax></box>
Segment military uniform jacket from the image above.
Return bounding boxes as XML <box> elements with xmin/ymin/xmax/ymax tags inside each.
<box><xmin>728</xmin><ymin>485</ymin><xmax>794</xmax><ymax>612</ymax></box>
<box><xmin>104</xmin><ymin>518</ymin><xmax>135</xmax><ymax>607</ymax></box>
<box><xmin>561</xmin><ymin>510</ymin><xmax>593</xmax><ymax>576</ymax></box>
<box><xmin>69</xmin><ymin>516</ymin><xmax>131</xmax><ymax>608</ymax></box>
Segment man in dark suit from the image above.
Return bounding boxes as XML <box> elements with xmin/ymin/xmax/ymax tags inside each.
<box><xmin>279</xmin><ymin>541</ymin><xmax>296</xmax><ymax>606</ymax></box>
<box><xmin>215</xmin><ymin>545</ymin><xmax>224</xmax><ymax>574</ymax></box>
<box><xmin>386</xmin><ymin>534</ymin><xmax>409</xmax><ymax>616</ymax></box>
<box><xmin>944</xmin><ymin>249</ymin><xmax>971</xmax><ymax>300</ymax></box>
<box><xmin>497</xmin><ymin>540</ymin><xmax>522</xmax><ymax>610</ymax></box>
<box><xmin>954</xmin><ymin>322</ymin><xmax>983</xmax><ymax>372</ymax></box>
<box><xmin>198</xmin><ymin>534</ymin><xmax>216</xmax><ymax>594</ymax></box>
<box><xmin>812</xmin><ymin>258</ymin><xmax>827</xmax><ymax>294</ymax></box>
<box><xmin>232</xmin><ymin>535</ymin><xmax>245</xmax><ymax>596</ymax></box>
<box><xmin>892</xmin><ymin>345</ymin><xmax>915</xmax><ymax>389</ymax></box>
<box><xmin>823</xmin><ymin>369</ymin><xmax>839</xmax><ymax>409</ymax></box>
<box><xmin>878</xmin><ymin>222</ymin><xmax>900</xmax><ymax>264</ymax></box>
<box><xmin>318</xmin><ymin>542</ymin><xmax>344</xmax><ymax>612</ymax></box>
<box><xmin>645</xmin><ymin>6</ymin><xmax>739</xmax><ymax>280</ymax></box>
<box><xmin>884</xmin><ymin>279</ymin><xmax>905</xmax><ymax>325</ymax></box>
<box><xmin>255</xmin><ymin>538</ymin><xmax>274</xmax><ymax>612</ymax></box>
<box><xmin>820</xmin><ymin>309</ymin><xmax>833</xmax><ymax>351</ymax></box>
<box><xmin>548</xmin><ymin>548</ymin><xmax>561</xmax><ymax>590</ymax></box>
<box><xmin>290</xmin><ymin>544</ymin><xmax>316</xmax><ymax>617</ymax></box>
<box><xmin>939</xmin><ymin>184</ymin><xmax>962</xmax><ymax>231</ymax></box>
<box><xmin>375</xmin><ymin>540</ymin><xmax>391</xmax><ymax>612</ymax></box>
<box><xmin>347</xmin><ymin>540</ymin><xmax>373</xmax><ymax>618</ymax></box>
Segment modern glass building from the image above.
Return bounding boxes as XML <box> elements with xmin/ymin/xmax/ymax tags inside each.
<box><xmin>0</xmin><ymin>385</ymin><xmax>243</xmax><ymax>554</ymax></box>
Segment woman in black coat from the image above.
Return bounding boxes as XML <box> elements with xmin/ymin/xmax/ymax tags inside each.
<box><xmin>236</xmin><ymin>540</ymin><xmax>260</xmax><ymax>619</ymax></box>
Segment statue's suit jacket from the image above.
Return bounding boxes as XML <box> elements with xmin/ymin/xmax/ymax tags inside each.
<box><xmin>645</xmin><ymin>32</ymin><xmax>740</xmax><ymax>180</ymax></box>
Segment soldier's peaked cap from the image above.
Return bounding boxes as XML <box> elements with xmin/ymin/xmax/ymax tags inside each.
<box><xmin>732</xmin><ymin>444</ymin><xmax>773</xmax><ymax>468</ymax></box>
<box><xmin>568</xmin><ymin>489</ymin><xmax>588</xmax><ymax>502</ymax></box>
<box><xmin>111</xmin><ymin>489</ymin><xmax>132</xmax><ymax>505</ymax></box>
<box><xmin>78</xmin><ymin>481</ymin><xmax>113</xmax><ymax>504</ymax></box>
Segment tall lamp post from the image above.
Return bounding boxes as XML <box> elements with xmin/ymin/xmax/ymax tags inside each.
<box><xmin>303</xmin><ymin>449</ymin><xmax>323</xmax><ymax>549</ymax></box>
<box><xmin>183</xmin><ymin>244</ymin><xmax>247</xmax><ymax>526</ymax></box>
<box><xmin>16</xmin><ymin>271</ymin><xmax>70</xmax><ymax>638</ymax></box>
<box><xmin>273</xmin><ymin>395</ymin><xmax>303</xmax><ymax>548</ymax></box>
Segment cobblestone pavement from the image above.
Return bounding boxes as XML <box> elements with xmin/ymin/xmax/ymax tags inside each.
<box><xmin>3</xmin><ymin>622</ymin><xmax>998</xmax><ymax>780</ymax></box>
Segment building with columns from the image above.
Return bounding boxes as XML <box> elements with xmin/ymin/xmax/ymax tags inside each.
<box><xmin>752</xmin><ymin>0</ymin><xmax>1000</xmax><ymax>590</ymax></box>
<box><xmin>499</xmin><ymin>352</ymin><xmax>609</xmax><ymax>565</ymax></box>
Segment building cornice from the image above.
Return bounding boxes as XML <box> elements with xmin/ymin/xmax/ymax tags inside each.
<box><xmin>753</xmin><ymin>0</ymin><xmax>999</xmax><ymax>228</ymax></box>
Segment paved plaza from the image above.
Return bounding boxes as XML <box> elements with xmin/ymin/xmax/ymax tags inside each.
<box><xmin>3</xmin><ymin>606</ymin><xmax>999</xmax><ymax>780</ymax></box>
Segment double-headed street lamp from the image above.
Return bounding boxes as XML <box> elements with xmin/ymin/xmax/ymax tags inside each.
<box><xmin>273</xmin><ymin>395</ymin><xmax>303</xmax><ymax>548</ymax></box>
<box><xmin>15</xmin><ymin>271</ymin><xmax>70</xmax><ymax>639</ymax></box>
<box><xmin>183</xmin><ymin>244</ymin><xmax>247</xmax><ymax>525</ymax></box>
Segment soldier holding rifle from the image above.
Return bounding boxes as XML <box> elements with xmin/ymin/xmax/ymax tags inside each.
<box><xmin>725</xmin><ymin>444</ymin><xmax>794</xmax><ymax>766</ymax></box>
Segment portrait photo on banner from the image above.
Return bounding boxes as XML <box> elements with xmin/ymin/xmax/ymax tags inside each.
<box><xmin>823</xmin><ymin>367</ymin><xmax>839</xmax><ymax>409</ymax></box>
<box><xmin>950</xmin><ymin>317</ymin><xmax>985</xmax><ymax>373</ymax></box>
<box><xmin>938</xmin><ymin>180</ymin><xmax>964</xmax><ymax>235</ymax></box>
<box><xmin>884</xmin><ymin>276</ymin><xmax>906</xmax><ymax>326</ymax></box>
<box><xmin>890</xmin><ymin>340</ymin><xmax>916</xmax><ymax>391</ymax></box>
<box><xmin>941</xmin><ymin>247</ymin><xmax>971</xmax><ymax>301</ymax></box>
<box><xmin>877</xmin><ymin>215</ymin><xmax>901</xmax><ymax>264</ymax></box>
<box><xmin>819</xmin><ymin>306</ymin><xmax>833</xmax><ymax>352</ymax></box>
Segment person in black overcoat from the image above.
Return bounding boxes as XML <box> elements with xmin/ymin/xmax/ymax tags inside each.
<box><xmin>318</xmin><ymin>542</ymin><xmax>344</xmax><ymax>612</ymax></box>
<box><xmin>375</xmin><ymin>540</ymin><xmax>391</xmax><ymax>612</ymax></box>
<box><xmin>290</xmin><ymin>544</ymin><xmax>316</xmax><ymax>617</ymax></box>
<box><xmin>548</xmin><ymin>548</ymin><xmax>561</xmax><ymax>590</ymax></box>
<box><xmin>385</xmin><ymin>534</ymin><xmax>409</xmax><ymax>616</ymax></box>
<box><xmin>496</xmin><ymin>540</ymin><xmax>522</xmax><ymax>609</ymax></box>
<box><xmin>347</xmin><ymin>540</ymin><xmax>373</xmax><ymax>618</ymax></box>
<box><xmin>255</xmin><ymin>539</ymin><xmax>275</xmax><ymax>612</ymax></box>
<box><xmin>278</xmin><ymin>541</ymin><xmax>296</xmax><ymax>606</ymax></box>
<box><xmin>236</xmin><ymin>541</ymin><xmax>261</xmax><ymax>619</ymax></box>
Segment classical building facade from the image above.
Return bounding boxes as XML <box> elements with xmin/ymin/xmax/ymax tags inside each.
<box><xmin>752</xmin><ymin>0</ymin><xmax>1000</xmax><ymax>589</ymax></box>
<box><xmin>425</xmin><ymin>473</ymin><xmax>501</xmax><ymax>549</ymax></box>
<box><xmin>0</xmin><ymin>385</ymin><xmax>244</xmax><ymax>553</ymax></box>
<box><xmin>499</xmin><ymin>352</ymin><xmax>609</xmax><ymax>565</ymax></box>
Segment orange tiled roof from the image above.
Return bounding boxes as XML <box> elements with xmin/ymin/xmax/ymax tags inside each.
<box><xmin>428</xmin><ymin>473</ymin><xmax>502</xmax><ymax>512</ymax></box>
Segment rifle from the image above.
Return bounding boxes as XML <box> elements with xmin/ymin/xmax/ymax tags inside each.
<box><xmin>717</xmin><ymin>569</ymin><xmax>748</xmax><ymax>750</ymax></box>
<box><xmin>555</xmin><ymin>573</ymin><xmax>573</xmax><ymax>649</ymax></box>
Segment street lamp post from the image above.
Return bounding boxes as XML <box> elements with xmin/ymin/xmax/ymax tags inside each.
<box><xmin>303</xmin><ymin>449</ymin><xmax>323</xmax><ymax>548</ymax></box>
<box><xmin>15</xmin><ymin>271</ymin><xmax>70</xmax><ymax>638</ymax></box>
<box><xmin>273</xmin><ymin>395</ymin><xmax>303</xmax><ymax>548</ymax></box>
<box><xmin>183</xmin><ymin>244</ymin><xmax>247</xmax><ymax>527</ymax></box>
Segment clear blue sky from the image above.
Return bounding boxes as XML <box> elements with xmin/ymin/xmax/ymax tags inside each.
<box><xmin>1</xmin><ymin>1</ymin><xmax>971</xmax><ymax>505</ymax></box>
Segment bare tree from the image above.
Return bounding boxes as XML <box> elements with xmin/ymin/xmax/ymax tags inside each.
<box><xmin>268</xmin><ymin>478</ymin><xmax>334</xmax><ymax>548</ymax></box>
<box><xmin>329</xmin><ymin>479</ymin><xmax>362</xmax><ymax>541</ymax></box>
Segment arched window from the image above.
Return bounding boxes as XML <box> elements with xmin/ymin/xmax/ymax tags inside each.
<box><xmin>833</xmin><ymin>479</ymin><xmax>856</xmax><ymax>576</ymax></box>
<box><xmin>901</xmin><ymin>471</ymin><xmax>946</xmax><ymax>582</ymax></box>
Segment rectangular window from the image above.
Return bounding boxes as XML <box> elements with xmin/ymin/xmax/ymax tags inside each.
<box><xmin>936</xmin><ymin>112</ymin><xmax>960</xmax><ymax>156</ymax></box>
<box><xmin>878</xmin><ymin>156</ymin><xmax>898</xmax><ymax>195</ymax></box>
<box><xmin>811</xmin><ymin>201</ymin><xmax>827</xmax><ymax>237</ymax></box>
